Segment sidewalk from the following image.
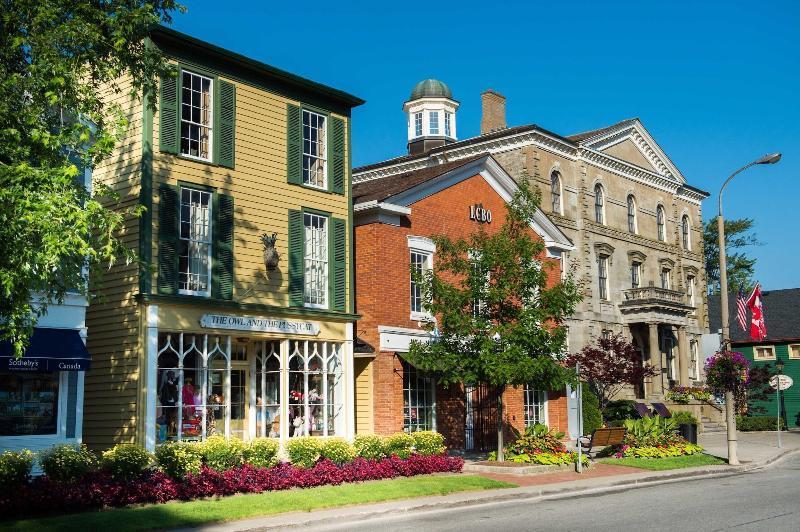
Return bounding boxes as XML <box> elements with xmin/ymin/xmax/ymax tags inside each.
<box><xmin>184</xmin><ymin>431</ymin><xmax>800</xmax><ymax>532</ymax></box>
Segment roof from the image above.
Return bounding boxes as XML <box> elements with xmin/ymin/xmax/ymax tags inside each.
<box><xmin>410</xmin><ymin>79</ymin><xmax>453</xmax><ymax>100</ymax></box>
<box><xmin>353</xmin><ymin>156</ymin><xmax>484</xmax><ymax>203</ymax></box>
<box><xmin>150</xmin><ymin>26</ymin><xmax>364</xmax><ymax>109</ymax></box>
<box><xmin>567</xmin><ymin>118</ymin><xmax>639</xmax><ymax>143</ymax></box>
<box><xmin>708</xmin><ymin>288</ymin><xmax>800</xmax><ymax>344</ymax></box>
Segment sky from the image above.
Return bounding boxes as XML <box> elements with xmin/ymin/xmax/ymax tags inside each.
<box><xmin>171</xmin><ymin>0</ymin><xmax>799</xmax><ymax>291</ymax></box>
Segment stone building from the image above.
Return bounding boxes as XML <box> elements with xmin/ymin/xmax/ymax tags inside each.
<box><xmin>354</xmin><ymin>80</ymin><xmax>710</xmax><ymax>417</ymax></box>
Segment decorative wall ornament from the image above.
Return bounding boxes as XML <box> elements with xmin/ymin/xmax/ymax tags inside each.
<box><xmin>261</xmin><ymin>233</ymin><xmax>280</xmax><ymax>271</ymax></box>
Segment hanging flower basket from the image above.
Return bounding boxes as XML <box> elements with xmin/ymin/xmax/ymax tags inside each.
<box><xmin>704</xmin><ymin>351</ymin><xmax>750</xmax><ymax>394</ymax></box>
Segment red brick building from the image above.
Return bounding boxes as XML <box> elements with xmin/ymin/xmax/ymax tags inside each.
<box><xmin>351</xmin><ymin>154</ymin><xmax>575</xmax><ymax>451</ymax></box>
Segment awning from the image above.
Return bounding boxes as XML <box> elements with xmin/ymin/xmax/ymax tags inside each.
<box><xmin>0</xmin><ymin>328</ymin><xmax>91</xmax><ymax>372</ymax></box>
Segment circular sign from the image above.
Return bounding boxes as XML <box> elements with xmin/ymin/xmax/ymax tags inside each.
<box><xmin>769</xmin><ymin>374</ymin><xmax>794</xmax><ymax>391</ymax></box>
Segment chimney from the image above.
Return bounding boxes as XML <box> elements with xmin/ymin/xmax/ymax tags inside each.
<box><xmin>481</xmin><ymin>89</ymin><xmax>506</xmax><ymax>135</ymax></box>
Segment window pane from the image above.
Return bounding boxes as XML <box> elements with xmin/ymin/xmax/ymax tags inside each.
<box><xmin>179</xmin><ymin>71</ymin><xmax>212</xmax><ymax>160</ymax></box>
<box><xmin>403</xmin><ymin>360</ymin><xmax>433</xmax><ymax>432</ymax></box>
<box><xmin>302</xmin><ymin>110</ymin><xmax>327</xmax><ymax>188</ymax></box>
<box><xmin>524</xmin><ymin>387</ymin><xmax>546</xmax><ymax>427</ymax></box>
<box><xmin>429</xmin><ymin>111</ymin><xmax>439</xmax><ymax>135</ymax></box>
<box><xmin>304</xmin><ymin>213</ymin><xmax>328</xmax><ymax>307</ymax></box>
<box><xmin>178</xmin><ymin>188</ymin><xmax>212</xmax><ymax>295</ymax></box>
<box><xmin>0</xmin><ymin>372</ymin><xmax>59</xmax><ymax>436</ymax></box>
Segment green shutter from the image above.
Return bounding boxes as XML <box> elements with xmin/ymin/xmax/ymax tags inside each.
<box><xmin>212</xmin><ymin>193</ymin><xmax>234</xmax><ymax>300</ymax></box>
<box><xmin>287</xmin><ymin>104</ymin><xmax>302</xmax><ymax>185</ymax></box>
<box><xmin>288</xmin><ymin>209</ymin><xmax>304</xmax><ymax>306</ymax></box>
<box><xmin>157</xmin><ymin>184</ymin><xmax>180</xmax><ymax>294</ymax></box>
<box><xmin>330</xmin><ymin>117</ymin><xmax>345</xmax><ymax>195</ymax></box>
<box><xmin>330</xmin><ymin>217</ymin><xmax>346</xmax><ymax>311</ymax></box>
<box><xmin>159</xmin><ymin>68</ymin><xmax>180</xmax><ymax>154</ymax></box>
<box><xmin>215</xmin><ymin>80</ymin><xmax>236</xmax><ymax>168</ymax></box>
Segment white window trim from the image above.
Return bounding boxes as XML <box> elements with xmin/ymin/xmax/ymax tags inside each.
<box><xmin>428</xmin><ymin>110</ymin><xmax>440</xmax><ymax>135</ymax></box>
<box><xmin>523</xmin><ymin>387</ymin><xmax>549</xmax><ymax>428</ymax></box>
<box><xmin>408</xmin><ymin>236</ymin><xmax>436</xmax><ymax>321</ymax></box>
<box><xmin>414</xmin><ymin>112</ymin><xmax>423</xmax><ymax>138</ymax></box>
<box><xmin>180</xmin><ymin>70</ymin><xmax>214</xmax><ymax>163</ymax></box>
<box><xmin>788</xmin><ymin>344</ymin><xmax>800</xmax><ymax>360</ymax></box>
<box><xmin>303</xmin><ymin>212</ymin><xmax>329</xmax><ymax>309</ymax></box>
<box><xmin>178</xmin><ymin>187</ymin><xmax>213</xmax><ymax>297</ymax></box>
<box><xmin>754</xmin><ymin>345</ymin><xmax>776</xmax><ymax>360</ymax></box>
<box><xmin>302</xmin><ymin>109</ymin><xmax>328</xmax><ymax>190</ymax></box>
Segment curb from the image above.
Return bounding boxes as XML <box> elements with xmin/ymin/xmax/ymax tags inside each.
<box><xmin>190</xmin><ymin>448</ymin><xmax>800</xmax><ymax>532</ymax></box>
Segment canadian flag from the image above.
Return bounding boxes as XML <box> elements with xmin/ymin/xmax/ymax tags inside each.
<box><xmin>746</xmin><ymin>283</ymin><xmax>767</xmax><ymax>341</ymax></box>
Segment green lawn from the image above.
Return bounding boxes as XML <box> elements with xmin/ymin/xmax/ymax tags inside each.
<box><xmin>5</xmin><ymin>475</ymin><xmax>515</xmax><ymax>532</ymax></box>
<box><xmin>599</xmin><ymin>453</ymin><xmax>727</xmax><ymax>471</ymax></box>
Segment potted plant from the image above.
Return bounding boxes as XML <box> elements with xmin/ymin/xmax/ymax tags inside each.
<box><xmin>671</xmin><ymin>410</ymin><xmax>699</xmax><ymax>444</ymax></box>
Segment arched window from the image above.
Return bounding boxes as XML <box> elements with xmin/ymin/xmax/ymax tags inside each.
<box><xmin>657</xmin><ymin>205</ymin><xmax>666</xmax><ymax>241</ymax></box>
<box><xmin>682</xmin><ymin>215</ymin><xmax>691</xmax><ymax>249</ymax></box>
<box><xmin>594</xmin><ymin>184</ymin><xmax>604</xmax><ymax>224</ymax></box>
<box><xmin>627</xmin><ymin>195</ymin><xmax>637</xmax><ymax>233</ymax></box>
<box><xmin>551</xmin><ymin>172</ymin><xmax>562</xmax><ymax>214</ymax></box>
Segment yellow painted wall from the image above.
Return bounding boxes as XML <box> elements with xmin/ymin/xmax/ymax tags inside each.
<box><xmin>84</xmin><ymin>76</ymin><xmax>143</xmax><ymax>448</ymax></box>
<box><xmin>354</xmin><ymin>357</ymin><xmax>374</xmax><ymax>434</ymax></box>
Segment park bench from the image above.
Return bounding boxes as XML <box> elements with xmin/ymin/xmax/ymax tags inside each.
<box><xmin>578</xmin><ymin>427</ymin><xmax>627</xmax><ymax>457</ymax></box>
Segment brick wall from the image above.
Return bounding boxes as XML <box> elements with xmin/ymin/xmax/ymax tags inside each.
<box><xmin>355</xmin><ymin>170</ymin><xmax>569</xmax><ymax>447</ymax></box>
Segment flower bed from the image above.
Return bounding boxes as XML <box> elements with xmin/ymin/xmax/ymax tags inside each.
<box><xmin>603</xmin><ymin>417</ymin><xmax>705</xmax><ymax>460</ymax></box>
<box><xmin>487</xmin><ymin>424</ymin><xmax>589</xmax><ymax>467</ymax></box>
<box><xmin>0</xmin><ymin>454</ymin><xmax>463</xmax><ymax>519</ymax></box>
<box><xmin>613</xmin><ymin>443</ymin><xmax>704</xmax><ymax>459</ymax></box>
<box><xmin>0</xmin><ymin>431</ymin><xmax>460</xmax><ymax>520</ymax></box>
<box><xmin>665</xmin><ymin>386</ymin><xmax>712</xmax><ymax>404</ymax></box>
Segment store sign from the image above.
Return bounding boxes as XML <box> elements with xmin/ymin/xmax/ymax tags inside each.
<box><xmin>469</xmin><ymin>203</ymin><xmax>492</xmax><ymax>224</ymax></box>
<box><xmin>1</xmin><ymin>356</ymin><xmax>90</xmax><ymax>372</ymax></box>
<box><xmin>769</xmin><ymin>374</ymin><xmax>793</xmax><ymax>391</ymax></box>
<box><xmin>199</xmin><ymin>314</ymin><xmax>320</xmax><ymax>336</ymax></box>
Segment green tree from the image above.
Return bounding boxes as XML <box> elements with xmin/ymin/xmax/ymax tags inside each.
<box><xmin>406</xmin><ymin>180</ymin><xmax>582</xmax><ymax>460</ymax></box>
<box><xmin>1</xmin><ymin>0</ymin><xmax>183</xmax><ymax>356</ymax></box>
<box><xmin>704</xmin><ymin>216</ymin><xmax>761</xmax><ymax>295</ymax></box>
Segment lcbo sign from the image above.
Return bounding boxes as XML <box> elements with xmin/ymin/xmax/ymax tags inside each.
<box><xmin>469</xmin><ymin>203</ymin><xmax>492</xmax><ymax>224</ymax></box>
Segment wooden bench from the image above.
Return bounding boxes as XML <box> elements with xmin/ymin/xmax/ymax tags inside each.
<box><xmin>579</xmin><ymin>427</ymin><xmax>627</xmax><ymax>457</ymax></box>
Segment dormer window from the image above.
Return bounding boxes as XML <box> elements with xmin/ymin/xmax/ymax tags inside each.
<box><xmin>429</xmin><ymin>111</ymin><xmax>440</xmax><ymax>135</ymax></box>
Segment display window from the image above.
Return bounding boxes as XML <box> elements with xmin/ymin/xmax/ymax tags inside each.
<box><xmin>0</xmin><ymin>372</ymin><xmax>59</xmax><ymax>436</ymax></box>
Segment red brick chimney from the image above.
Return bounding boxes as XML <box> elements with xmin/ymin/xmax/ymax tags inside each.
<box><xmin>481</xmin><ymin>90</ymin><xmax>506</xmax><ymax>135</ymax></box>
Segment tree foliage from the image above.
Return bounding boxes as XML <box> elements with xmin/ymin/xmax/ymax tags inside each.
<box><xmin>405</xmin><ymin>180</ymin><xmax>582</xmax><ymax>458</ymax></box>
<box><xmin>0</xmin><ymin>0</ymin><xmax>183</xmax><ymax>355</ymax></box>
<box><xmin>704</xmin><ymin>216</ymin><xmax>761</xmax><ymax>295</ymax></box>
<box><xmin>565</xmin><ymin>333</ymin><xmax>658</xmax><ymax>412</ymax></box>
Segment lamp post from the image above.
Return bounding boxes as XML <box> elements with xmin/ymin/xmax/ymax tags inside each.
<box><xmin>776</xmin><ymin>357</ymin><xmax>784</xmax><ymax>449</ymax></box>
<box><xmin>718</xmin><ymin>152</ymin><xmax>781</xmax><ymax>466</ymax></box>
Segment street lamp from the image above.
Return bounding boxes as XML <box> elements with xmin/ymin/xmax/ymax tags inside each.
<box><xmin>776</xmin><ymin>357</ymin><xmax>784</xmax><ymax>448</ymax></box>
<box><xmin>718</xmin><ymin>152</ymin><xmax>781</xmax><ymax>466</ymax></box>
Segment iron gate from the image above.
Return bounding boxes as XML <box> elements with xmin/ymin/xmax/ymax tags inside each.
<box><xmin>464</xmin><ymin>383</ymin><xmax>499</xmax><ymax>452</ymax></box>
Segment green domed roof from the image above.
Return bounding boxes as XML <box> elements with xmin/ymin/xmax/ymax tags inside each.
<box><xmin>410</xmin><ymin>79</ymin><xmax>452</xmax><ymax>100</ymax></box>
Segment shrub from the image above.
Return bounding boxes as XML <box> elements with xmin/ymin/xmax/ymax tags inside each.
<box><xmin>737</xmin><ymin>415</ymin><xmax>786</xmax><ymax>432</ymax></box>
<box><xmin>39</xmin><ymin>444</ymin><xmax>98</xmax><ymax>482</ymax></box>
<box><xmin>353</xmin><ymin>434</ymin><xmax>386</xmax><ymax>460</ymax></box>
<box><xmin>411</xmin><ymin>431</ymin><xmax>446</xmax><ymax>456</ymax></box>
<box><xmin>243</xmin><ymin>438</ymin><xmax>280</xmax><ymax>469</ymax></box>
<box><xmin>286</xmin><ymin>437</ymin><xmax>322</xmax><ymax>468</ymax></box>
<box><xmin>622</xmin><ymin>416</ymin><xmax>683</xmax><ymax>448</ymax></box>
<box><xmin>616</xmin><ymin>442</ymin><xmax>704</xmax><ymax>459</ymax></box>
<box><xmin>318</xmin><ymin>438</ymin><xmax>356</xmax><ymax>465</ymax></box>
<box><xmin>200</xmin><ymin>435</ymin><xmax>245</xmax><ymax>472</ymax></box>
<box><xmin>155</xmin><ymin>442</ymin><xmax>202</xmax><ymax>479</ymax></box>
<box><xmin>384</xmin><ymin>432</ymin><xmax>415</xmax><ymax>459</ymax></box>
<box><xmin>602</xmin><ymin>400</ymin><xmax>639</xmax><ymax>424</ymax></box>
<box><xmin>671</xmin><ymin>411</ymin><xmax>699</xmax><ymax>426</ymax></box>
<box><xmin>507</xmin><ymin>424</ymin><xmax>566</xmax><ymax>456</ymax></box>
<box><xmin>582</xmin><ymin>386</ymin><xmax>602</xmax><ymax>433</ymax></box>
<box><xmin>0</xmin><ymin>449</ymin><xmax>34</xmax><ymax>486</ymax></box>
<box><xmin>101</xmin><ymin>444</ymin><xmax>152</xmax><ymax>480</ymax></box>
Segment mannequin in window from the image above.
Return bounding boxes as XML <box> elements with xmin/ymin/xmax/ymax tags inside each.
<box><xmin>182</xmin><ymin>377</ymin><xmax>196</xmax><ymax>418</ymax></box>
<box><xmin>159</xmin><ymin>370</ymin><xmax>178</xmax><ymax>436</ymax></box>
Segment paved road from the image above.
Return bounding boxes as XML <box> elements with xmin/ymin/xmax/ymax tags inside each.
<box><xmin>307</xmin><ymin>455</ymin><xmax>800</xmax><ymax>532</ymax></box>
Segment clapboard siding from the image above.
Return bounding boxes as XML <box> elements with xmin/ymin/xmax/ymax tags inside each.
<box><xmin>152</xmin><ymin>68</ymin><xmax>352</xmax><ymax>310</ymax></box>
<box><xmin>354</xmin><ymin>358</ymin><xmax>374</xmax><ymax>434</ymax></box>
<box><xmin>84</xmin><ymin>75</ymin><xmax>143</xmax><ymax>449</ymax></box>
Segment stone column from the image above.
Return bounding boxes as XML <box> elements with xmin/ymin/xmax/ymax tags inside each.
<box><xmin>677</xmin><ymin>325</ymin><xmax>690</xmax><ymax>386</ymax></box>
<box><xmin>648</xmin><ymin>323</ymin><xmax>662</xmax><ymax>397</ymax></box>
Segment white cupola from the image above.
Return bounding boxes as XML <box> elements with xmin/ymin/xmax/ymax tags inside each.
<box><xmin>403</xmin><ymin>79</ymin><xmax>459</xmax><ymax>155</ymax></box>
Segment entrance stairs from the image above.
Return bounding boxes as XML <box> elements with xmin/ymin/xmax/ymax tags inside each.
<box><xmin>701</xmin><ymin>416</ymin><xmax>726</xmax><ymax>433</ymax></box>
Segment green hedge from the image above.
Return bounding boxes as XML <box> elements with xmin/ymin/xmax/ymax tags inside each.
<box><xmin>154</xmin><ymin>442</ymin><xmax>202</xmax><ymax>479</ymax></box>
<box><xmin>582</xmin><ymin>387</ymin><xmax>602</xmax><ymax>434</ymax></box>
<box><xmin>353</xmin><ymin>434</ymin><xmax>386</xmax><ymax>460</ymax></box>
<box><xmin>242</xmin><ymin>438</ymin><xmax>280</xmax><ymax>469</ymax></box>
<box><xmin>736</xmin><ymin>415</ymin><xmax>786</xmax><ymax>432</ymax></box>
<box><xmin>101</xmin><ymin>444</ymin><xmax>153</xmax><ymax>480</ymax></box>
<box><xmin>39</xmin><ymin>444</ymin><xmax>98</xmax><ymax>482</ymax></box>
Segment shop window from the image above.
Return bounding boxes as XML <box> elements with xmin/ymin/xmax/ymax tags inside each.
<box><xmin>524</xmin><ymin>387</ymin><xmax>547</xmax><ymax>427</ymax></box>
<box><xmin>402</xmin><ymin>359</ymin><xmax>434</xmax><ymax>433</ymax></box>
<box><xmin>156</xmin><ymin>333</ymin><xmax>231</xmax><ymax>443</ymax></box>
<box><xmin>0</xmin><ymin>373</ymin><xmax>59</xmax><ymax>436</ymax></box>
<box><xmin>287</xmin><ymin>340</ymin><xmax>343</xmax><ymax>437</ymax></box>
<box><xmin>255</xmin><ymin>341</ymin><xmax>281</xmax><ymax>438</ymax></box>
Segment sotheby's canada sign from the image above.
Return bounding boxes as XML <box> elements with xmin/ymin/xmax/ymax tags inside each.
<box><xmin>200</xmin><ymin>314</ymin><xmax>320</xmax><ymax>335</ymax></box>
